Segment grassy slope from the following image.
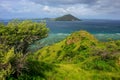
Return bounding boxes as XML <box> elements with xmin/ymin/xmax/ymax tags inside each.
<box><xmin>30</xmin><ymin>30</ymin><xmax>120</xmax><ymax>80</ymax></box>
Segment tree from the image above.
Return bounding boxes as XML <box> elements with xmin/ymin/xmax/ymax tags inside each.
<box><xmin>0</xmin><ymin>20</ymin><xmax>49</xmax><ymax>54</ymax></box>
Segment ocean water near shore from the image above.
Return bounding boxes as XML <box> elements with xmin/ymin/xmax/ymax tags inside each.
<box><xmin>29</xmin><ymin>19</ymin><xmax>120</xmax><ymax>51</ymax></box>
<box><xmin>1</xmin><ymin>19</ymin><xmax>120</xmax><ymax>51</ymax></box>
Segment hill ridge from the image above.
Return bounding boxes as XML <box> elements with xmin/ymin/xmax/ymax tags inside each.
<box><xmin>55</xmin><ymin>14</ymin><xmax>81</xmax><ymax>21</ymax></box>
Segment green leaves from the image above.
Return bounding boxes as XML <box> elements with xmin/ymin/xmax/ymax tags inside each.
<box><xmin>0</xmin><ymin>20</ymin><xmax>49</xmax><ymax>53</ymax></box>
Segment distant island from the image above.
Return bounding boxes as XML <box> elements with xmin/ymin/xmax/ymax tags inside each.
<box><xmin>26</xmin><ymin>14</ymin><xmax>81</xmax><ymax>21</ymax></box>
<box><xmin>55</xmin><ymin>14</ymin><xmax>81</xmax><ymax>21</ymax></box>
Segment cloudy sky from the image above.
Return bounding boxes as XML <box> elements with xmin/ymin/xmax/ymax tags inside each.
<box><xmin>0</xmin><ymin>0</ymin><xmax>120</xmax><ymax>19</ymax></box>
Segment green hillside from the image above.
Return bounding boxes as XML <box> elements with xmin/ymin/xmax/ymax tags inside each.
<box><xmin>31</xmin><ymin>30</ymin><xmax>120</xmax><ymax>80</ymax></box>
<box><xmin>1</xmin><ymin>20</ymin><xmax>120</xmax><ymax>80</ymax></box>
<box><xmin>55</xmin><ymin>14</ymin><xmax>81</xmax><ymax>21</ymax></box>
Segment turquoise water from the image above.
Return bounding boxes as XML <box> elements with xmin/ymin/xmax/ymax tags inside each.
<box><xmin>1</xmin><ymin>19</ymin><xmax>120</xmax><ymax>51</ymax></box>
<box><xmin>47</xmin><ymin>20</ymin><xmax>120</xmax><ymax>34</ymax></box>
<box><xmin>46</xmin><ymin>20</ymin><xmax>120</xmax><ymax>40</ymax></box>
<box><xmin>28</xmin><ymin>20</ymin><xmax>120</xmax><ymax>51</ymax></box>
<box><xmin>46</xmin><ymin>20</ymin><xmax>120</xmax><ymax>41</ymax></box>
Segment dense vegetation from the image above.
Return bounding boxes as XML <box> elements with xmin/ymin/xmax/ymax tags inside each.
<box><xmin>0</xmin><ymin>20</ymin><xmax>49</xmax><ymax>80</ymax></box>
<box><xmin>0</xmin><ymin>20</ymin><xmax>49</xmax><ymax>54</ymax></box>
<box><xmin>55</xmin><ymin>14</ymin><xmax>81</xmax><ymax>21</ymax></box>
<box><xmin>33</xmin><ymin>31</ymin><xmax>120</xmax><ymax>80</ymax></box>
<box><xmin>0</xmin><ymin>20</ymin><xmax>120</xmax><ymax>80</ymax></box>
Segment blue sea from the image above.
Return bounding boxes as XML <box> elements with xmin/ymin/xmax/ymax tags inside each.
<box><xmin>1</xmin><ymin>19</ymin><xmax>120</xmax><ymax>51</ymax></box>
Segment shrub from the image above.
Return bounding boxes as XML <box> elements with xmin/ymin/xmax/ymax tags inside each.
<box><xmin>0</xmin><ymin>20</ymin><xmax>49</xmax><ymax>54</ymax></box>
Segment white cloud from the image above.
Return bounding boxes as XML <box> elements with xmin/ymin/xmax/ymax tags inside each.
<box><xmin>0</xmin><ymin>0</ymin><xmax>120</xmax><ymax>19</ymax></box>
<box><xmin>43</xmin><ymin>6</ymin><xmax>50</xmax><ymax>12</ymax></box>
<box><xmin>0</xmin><ymin>1</ymin><xmax>14</xmax><ymax>12</ymax></box>
<box><xmin>41</xmin><ymin>4</ymin><xmax>99</xmax><ymax>17</ymax></box>
<box><xmin>0</xmin><ymin>0</ymin><xmax>43</xmax><ymax>13</ymax></box>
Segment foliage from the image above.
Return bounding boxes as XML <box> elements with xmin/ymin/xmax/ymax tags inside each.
<box><xmin>0</xmin><ymin>46</ymin><xmax>54</xmax><ymax>80</ymax></box>
<box><xmin>0</xmin><ymin>48</ymin><xmax>14</xmax><ymax>80</ymax></box>
<box><xmin>0</xmin><ymin>20</ymin><xmax>49</xmax><ymax>53</ymax></box>
<box><xmin>1</xmin><ymin>28</ymin><xmax>120</xmax><ymax>80</ymax></box>
<box><xmin>34</xmin><ymin>30</ymin><xmax>120</xmax><ymax>80</ymax></box>
<box><xmin>0</xmin><ymin>20</ymin><xmax>49</xmax><ymax>80</ymax></box>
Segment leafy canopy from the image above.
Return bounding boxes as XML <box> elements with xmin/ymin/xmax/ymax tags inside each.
<box><xmin>0</xmin><ymin>20</ymin><xmax>49</xmax><ymax>53</ymax></box>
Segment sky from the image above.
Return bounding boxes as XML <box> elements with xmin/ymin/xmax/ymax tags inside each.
<box><xmin>0</xmin><ymin>0</ymin><xmax>120</xmax><ymax>20</ymax></box>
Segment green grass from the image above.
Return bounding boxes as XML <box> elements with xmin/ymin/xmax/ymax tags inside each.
<box><xmin>29</xmin><ymin>30</ymin><xmax>120</xmax><ymax>80</ymax></box>
<box><xmin>1</xmin><ymin>30</ymin><xmax>120</xmax><ymax>80</ymax></box>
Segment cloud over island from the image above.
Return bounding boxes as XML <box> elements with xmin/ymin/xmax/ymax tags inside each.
<box><xmin>0</xmin><ymin>0</ymin><xmax>120</xmax><ymax>19</ymax></box>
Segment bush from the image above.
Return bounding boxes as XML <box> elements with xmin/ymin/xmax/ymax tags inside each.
<box><xmin>0</xmin><ymin>20</ymin><xmax>49</xmax><ymax>54</ymax></box>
